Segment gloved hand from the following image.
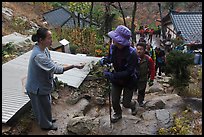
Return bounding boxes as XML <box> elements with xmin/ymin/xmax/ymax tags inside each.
<box><xmin>148</xmin><ymin>79</ymin><xmax>154</xmax><ymax>86</ymax></box>
<box><xmin>99</xmin><ymin>57</ymin><xmax>108</xmax><ymax>66</ymax></box>
<box><xmin>103</xmin><ymin>70</ymin><xmax>114</xmax><ymax>81</ymax></box>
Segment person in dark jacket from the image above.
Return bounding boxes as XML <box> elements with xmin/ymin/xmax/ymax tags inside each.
<box><xmin>136</xmin><ymin>42</ymin><xmax>155</xmax><ymax>107</ymax></box>
<box><xmin>100</xmin><ymin>25</ymin><xmax>139</xmax><ymax>123</ymax></box>
<box><xmin>26</xmin><ymin>28</ymin><xmax>85</xmax><ymax>130</ymax></box>
<box><xmin>155</xmin><ymin>47</ymin><xmax>166</xmax><ymax>76</ymax></box>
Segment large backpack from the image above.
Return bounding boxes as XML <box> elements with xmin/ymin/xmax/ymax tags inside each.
<box><xmin>109</xmin><ymin>45</ymin><xmax>140</xmax><ymax>80</ymax></box>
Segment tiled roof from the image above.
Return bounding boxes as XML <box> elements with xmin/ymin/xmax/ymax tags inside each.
<box><xmin>43</xmin><ymin>7</ymin><xmax>72</xmax><ymax>27</ymax></box>
<box><xmin>43</xmin><ymin>7</ymin><xmax>98</xmax><ymax>28</ymax></box>
<box><xmin>170</xmin><ymin>11</ymin><xmax>202</xmax><ymax>44</ymax></box>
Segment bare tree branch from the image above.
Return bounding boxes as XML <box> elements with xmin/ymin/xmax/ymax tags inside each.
<box><xmin>118</xmin><ymin>2</ymin><xmax>127</xmax><ymax>26</ymax></box>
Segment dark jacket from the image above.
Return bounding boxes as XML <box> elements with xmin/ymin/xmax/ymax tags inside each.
<box><xmin>107</xmin><ymin>44</ymin><xmax>139</xmax><ymax>89</ymax></box>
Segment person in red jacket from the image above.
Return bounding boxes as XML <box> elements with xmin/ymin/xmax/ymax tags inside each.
<box><xmin>148</xmin><ymin>28</ymin><xmax>154</xmax><ymax>44</ymax></box>
<box><xmin>136</xmin><ymin>42</ymin><xmax>155</xmax><ymax>107</ymax></box>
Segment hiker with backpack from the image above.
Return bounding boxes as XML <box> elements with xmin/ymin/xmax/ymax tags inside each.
<box><xmin>136</xmin><ymin>42</ymin><xmax>155</xmax><ymax>107</ymax></box>
<box><xmin>155</xmin><ymin>47</ymin><xmax>166</xmax><ymax>76</ymax></box>
<box><xmin>100</xmin><ymin>25</ymin><xmax>139</xmax><ymax>123</ymax></box>
<box><xmin>146</xmin><ymin>43</ymin><xmax>156</xmax><ymax>63</ymax></box>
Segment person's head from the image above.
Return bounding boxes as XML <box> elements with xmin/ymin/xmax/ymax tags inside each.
<box><xmin>31</xmin><ymin>28</ymin><xmax>52</xmax><ymax>48</ymax></box>
<box><xmin>146</xmin><ymin>43</ymin><xmax>151</xmax><ymax>51</ymax></box>
<box><xmin>155</xmin><ymin>47</ymin><xmax>160</xmax><ymax>52</ymax></box>
<box><xmin>136</xmin><ymin>42</ymin><xmax>146</xmax><ymax>57</ymax></box>
<box><xmin>108</xmin><ymin>25</ymin><xmax>131</xmax><ymax>49</ymax></box>
<box><xmin>138</xmin><ymin>37</ymin><xmax>146</xmax><ymax>43</ymax></box>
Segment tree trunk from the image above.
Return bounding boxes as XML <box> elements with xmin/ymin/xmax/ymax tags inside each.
<box><xmin>158</xmin><ymin>3</ymin><xmax>166</xmax><ymax>40</ymax></box>
<box><xmin>118</xmin><ymin>2</ymin><xmax>126</xmax><ymax>27</ymax></box>
<box><xmin>78</xmin><ymin>13</ymin><xmax>80</xmax><ymax>28</ymax></box>
<box><xmin>89</xmin><ymin>2</ymin><xmax>94</xmax><ymax>27</ymax></box>
<box><xmin>170</xmin><ymin>2</ymin><xmax>174</xmax><ymax>10</ymax></box>
<box><xmin>131</xmin><ymin>2</ymin><xmax>137</xmax><ymax>45</ymax></box>
<box><xmin>104</xmin><ymin>2</ymin><xmax>111</xmax><ymax>34</ymax></box>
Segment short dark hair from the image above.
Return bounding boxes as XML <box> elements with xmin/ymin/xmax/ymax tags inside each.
<box><xmin>136</xmin><ymin>42</ymin><xmax>146</xmax><ymax>50</ymax></box>
<box><xmin>31</xmin><ymin>28</ymin><xmax>49</xmax><ymax>42</ymax></box>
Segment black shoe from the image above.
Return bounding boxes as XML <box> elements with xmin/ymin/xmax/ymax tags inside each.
<box><xmin>41</xmin><ymin>124</ymin><xmax>58</xmax><ymax>131</ymax></box>
<box><xmin>52</xmin><ymin>119</ymin><xmax>57</xmax><ymax>123</ymax></box>
<box><xmin>111</xmin><ymin>113</ymin><xmax>122</xmax><ymax>123</ymax></box>
<box><xmin>131</xmin><ymin>102</ymin><xmax>138</xmax><ymax>116</ymax></box>
<box><xmin>139</xmin><ymin>102</ymin><xmax>144</xmax><ymax>107</ymax></box>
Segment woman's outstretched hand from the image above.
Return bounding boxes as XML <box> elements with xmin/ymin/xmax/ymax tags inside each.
<box><xmin>74</xmin><ymin>63</ymin><xmax>85</xmax><ymax>69</ymax></box>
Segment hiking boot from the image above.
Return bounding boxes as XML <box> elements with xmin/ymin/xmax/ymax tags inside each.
<box><xmin>139</xmin><ymin>101</ymin><xmax>147</xmax><ymax>107</ymax></box>
<box><xmin>139</xmin><ymin>102</ymin><xmax>144</xmax><ymax>107</ymax></box>
<box><xmin>41</xmin><ymin>124</ymin><xmax>58</xmax><ymax>131</ymax></box>
<box><xmin>131</xmin><ymin>103</ymin><xmax>138</xmax><ymax>116</ymax></box>
<box><xmin>111</xmin><ymin>113</ymin><xmax>122</xmax><ymax>123</ymax></box>
<box><xmin>52</xmin><ymin>118</ymin><xmax>57</xmax><ymax>123</ymax></box>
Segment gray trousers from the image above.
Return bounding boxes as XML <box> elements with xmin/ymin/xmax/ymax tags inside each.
<box><xmin>137</xmin><ymin>81</ymin><xmax>147</xmax><ymax>104</ymax></box>
<box><xmin>111</xmin><ymin>84</ymin><xmax>136</xmax><ymax>115</ymax></box>
<box><xmin>28</xmin><ymin>92</ymin><xmax>53</xmax><ymax>128</ymax></box>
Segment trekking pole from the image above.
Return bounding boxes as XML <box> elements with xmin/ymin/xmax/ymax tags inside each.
<box><xmin>103</xmin><ymin>34</ymin><xmax>112</xmax><ymax>127</ymax></box>
<box><xmin>106</xmin><ymin>63</ymin><xmax>112</xmax><ymax>127</ymax></box>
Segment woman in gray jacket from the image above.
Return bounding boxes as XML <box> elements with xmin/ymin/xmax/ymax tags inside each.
<box><xmin>26</xmin><ymin>28</ymin><xmax>84</xmax><ymax>130</ymax></box>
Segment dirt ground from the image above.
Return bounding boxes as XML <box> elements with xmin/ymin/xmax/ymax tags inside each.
<box><xmin>2</xmin><ymin>64</ymin><xmax>110</xmax><ymax>135</ymax></box>
<box><xmin>2</xmin><ymin>2</ymin><xmax>52</xmax><ymax>35</ymax></box>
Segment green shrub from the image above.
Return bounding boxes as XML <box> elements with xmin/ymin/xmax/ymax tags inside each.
<box><xmin>69</xmin><ymin>44</ymin><xmax>78</xmax><ymax>54</ymax></box>
<box><xmin>2</xmin><ymin>42</ymin><xmax>15</xmax><ymax>56</ymax></box>
<box><xmin>11</xmin><ymin>17</ymin><xmax>31</xmax><ymax>34</ymax></box>
<box><xmin>165</xmin><ymin>50</ymin><xmax>194</xmax><ymax>88</ymax></box>
<box><xmin>94</xmin><ymin>44</ymin><xmax>109</xmax><ymax>57</ymax></box>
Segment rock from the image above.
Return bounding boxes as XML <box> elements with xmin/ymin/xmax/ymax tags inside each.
<box><xmin>29</xmin><ymin>21</ymin><xmax>39</xmax><ymax>28</ymax></box>
<box><xmin>66</xmin><ymin>92</ymin><xmax>82</xmax><ymax>105</ymax></box>
<box><xmin>84</xmin><ymin>106</ymin><xmax>100</xmax><ymax>118</ymax></box>
<box><xmin>163</xmin><ymin>76</ymin><xmax>171</xmax><ymax>83</ymax></box>
<box><xmin>51</xmin><ymin>91</ymin><xmax>59</xmax><ymax>100</ymax></box>
<box><xmin>166</xmin><ymin>86</ymin><xmax>174</xmax><ymax>93</ymax></box>
<box><xmin>68</xmin><ymin>98</ymin><xmax>90</xmax><ymax>118</ymax></box>
<box><xmin>95</xmin><ymin>97</ymin><xmax>106</xmax><ymax>105</ymax></box>
<box><xmin>156</xmin><ymin>109</ymin><xmax>173</xmax><ymax>129</ymax></box>
<box><xmin>135</xmin><ymin>106</ymin><xmax>146</xmax><ymax>117</ymax></box>
<box><xmin>2</xmin><ymin>32</ymin><xmax>33</xmax><ymax>47</ymax></box>
<box><xmin>141</xmin><ymin>110</ymin><xmax>158</xmax><ymax>135</ymax></box>
<box><xmin>98</xmin><ymin>115</ymin><xmax>142</xmax><ymax>135</ymax></box>
<box><xmin>148</xmin><ymin>83</ymin><xmax>164</xmax><ymax>93</ymax></box>
<box><xmin>142</xmin><ymin>110</ymin><xmax>156</xmax><ymax>121</ymax></box>
<box><xmin>146</xmin><ymin>93</ymin><xmax>185</xmax><ymax>110</ymax></box>
<box><xmin>67</xmin><ymin>116</ymin><xmax>99</xmax><ymax>135</ymax></box>
<box><xmin>2</xmin><ymin>125</ymin><xmax>11</xmax><ymax>134</ymax></box>
<box><xmin>183</xmin><ymin>97</ymin><xmax>202</xmax><ymax>112</ymax></box>
<box><xmin>2</xmin><ymin>7</ymin><xmax>13</xmax><ymax>20</ymax></box>
<box><xmin>162</xmin><ymin>83</ymin><xmax>170</xmax><ymax>88</ymax></box>
<box><xmin>161</xmin><ymin>94</ymin><xmax>185</xmax><ymax>109</ymax></box>
<box><xmin>145</xmin><ymin>99</ymin><xmax>166</xmax><ymax>110</ymax></box>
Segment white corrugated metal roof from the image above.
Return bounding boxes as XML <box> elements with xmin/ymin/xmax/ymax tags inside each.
<box><xmin>2</xmin><ymin>50</ymin><xmax>100</xmax><ymax>123</ymax></box>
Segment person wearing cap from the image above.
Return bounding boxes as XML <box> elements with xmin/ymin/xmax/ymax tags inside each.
<box><xmin>100</xmin><ymin>25</ymin><xmax>139</xmax><ymax>123</ymax></box>
<box><xmin>136</xmin><ymin>42</ymin><xmax>155</xmax><ymax>107</ymax></box>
